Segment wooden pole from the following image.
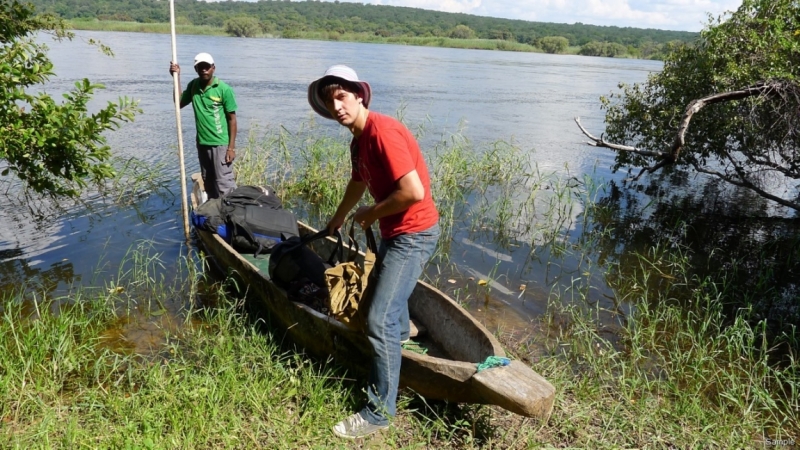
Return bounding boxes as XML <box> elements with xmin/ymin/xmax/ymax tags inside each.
<box><xmin>169</xmin><ymin>0</ymin><xmax>191</xmax><ymax>240</ymax></box>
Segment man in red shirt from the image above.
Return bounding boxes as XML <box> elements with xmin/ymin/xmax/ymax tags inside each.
<box><xmin>308</xmin><ymin>65</ymin><xmax>440</xmax><ymax>439</ymax></box>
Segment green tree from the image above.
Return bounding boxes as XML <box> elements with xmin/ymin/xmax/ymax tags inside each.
<box><xmin>1</xmin><ymin>0</ymin><xmax>139</xmax><ymax>198</ymax></box>
<box><xmin>224</xmin><ymin>15</ymin><xmax>260</xmax><ymax>37</ymax></box>
<box><xmin>448</xmin><ymin>24</ymin><xmax>474</xmax><ymax>39</ymax></box>
<box><xmin>604</xmin><ymin>42</ymin><xmax>627</xmax><ymax>57</ymax></box>
<box><xmin>578</xmin><ymin>40</ymin><xmax>605</xmax><ymax>56</ymax></box>
<box><xmin>538</xmin><ymin>36</ymin><xmax>569</xmax><ymax>54</ymax></box>
<box><xmin>584</xmin><ymin>0</ymin><xmax>800</xmax><ymax>211</ymax></box>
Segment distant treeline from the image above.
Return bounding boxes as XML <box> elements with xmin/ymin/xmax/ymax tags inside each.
<box><xmin>29</xmin><ymin>0</ymin><xmax>698</xmax><ymax>58</ymax></box>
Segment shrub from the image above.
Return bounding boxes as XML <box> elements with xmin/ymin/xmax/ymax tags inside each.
<box><xmin>224</xmin><ymin>16</ymin><xmax>260</xmax><ymax>38</ymax></box>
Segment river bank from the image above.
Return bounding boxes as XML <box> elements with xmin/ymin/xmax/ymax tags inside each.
<box><xmin>1</xmin><ymin>242</ymin><xmax>795</xmax><ymax>447</ymax></box>
<box><xmin>66</xmin><ymin>19</ymin><xmax>588</xmax><ymax>56</ymax></box>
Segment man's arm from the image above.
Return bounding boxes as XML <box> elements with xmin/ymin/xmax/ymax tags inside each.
<box><xmin>327</xmin><ymin>179</ymin><xmax>367</xmax><ymax>235</ymax></box>
<box><xmin>354</xmin><ymin>169</ymin><xmax>424</xmax><ymax>229</ymax></box>
<box><xmin>168</xmin><ymin>62</ymin><xmax>190</xmax><ymax>108</ymax></box>
<box><xmin>225</xmin><ymin>112</ymin><xmax>237</xmax><ymax>164</ymax></box>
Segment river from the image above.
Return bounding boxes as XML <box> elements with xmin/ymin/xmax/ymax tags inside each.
<box><xmin>2</xmin><ymin>30</ymin><xmax>662</xmax><ymax>336</ymax></box>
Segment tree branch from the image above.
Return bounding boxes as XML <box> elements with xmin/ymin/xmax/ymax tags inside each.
<box><xmin>576</xmin><ymin>80</ymin><xmax>790</xmax><ymax>165</ymax></box>
<box><xmin>574</xmin><ymin>117</ymin><xmax>665</xmax><ymax>157</ymax></box>
<box><xmin>577</xmin><ymin>80</ymin><xmax>799</xmax><ymax>186</ymax></box>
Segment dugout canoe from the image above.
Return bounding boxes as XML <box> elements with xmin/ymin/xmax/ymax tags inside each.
<box><xmin>190</xmin><ymin>174</ymin><xmax>555</xmax><ymax>419</ymax></box>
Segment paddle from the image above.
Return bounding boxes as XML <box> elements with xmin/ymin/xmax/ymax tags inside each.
<box><xmin>169</xmin><ymin>0</ymin><xmax>190</xmax><ymax>240</ymax></box>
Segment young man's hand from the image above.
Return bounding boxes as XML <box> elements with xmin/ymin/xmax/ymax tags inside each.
<box><xmin>225</xmin><ymin>147</ymin><xmax>235</xmax><ymax>164</ymax></box>
<box><xmin>169</xmin><ymin>62</ymin><xmax>180</xmax><ymax>75</ymax></box>
<box><xmin>354</xmin><ymin>205</ymin><xmax>376</xmax><ymax>229</ymax></box>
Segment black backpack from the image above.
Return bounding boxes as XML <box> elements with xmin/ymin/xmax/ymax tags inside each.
<box><xmin>268</xmin><ymin>230</ymin><xmax>343</xmax><ymax>292</ymax></box>
<box><xmin>196</xmin><ymin>185</ymin><xmax>300</xmax><ymax>258</ymax></box>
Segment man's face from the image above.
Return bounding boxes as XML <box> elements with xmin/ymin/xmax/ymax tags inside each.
<box><xmin>324</xmin><ymin>88</ymin><xmax>363</xmax><ymax>127</ymax></box>
<box><xmin>195</xmin><ymin>62</ymin><xmax>215</xmax><ymax>82</ymax></box>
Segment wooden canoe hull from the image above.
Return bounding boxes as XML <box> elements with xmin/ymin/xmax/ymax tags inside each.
<box><xmin>191</xmin><ymin>175</ymin><xmax>555</xmax><ymax>419</ymax></box>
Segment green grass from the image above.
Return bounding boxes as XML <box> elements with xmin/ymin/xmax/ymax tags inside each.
<box><xmin>0</xmin><ymin>279</ymin><xmax>356</xmax><ymax>447</ymax></box>
<box><xmin>0</xmin><ymin>243</ymin><xmax>534</xmax><ymax>448</ymax></box>
<box><xmin>520</xmin><ymin>239</ymin><xmax>800</xmax><ymax>447</ymax></box>
<box><xmin>68</xmin><ymin>19</ymin><xmax>226</xmax><ymax>36</ymax></box>
<box><xmin>235</xmin><ymin>120</ymin><xmax>575</xmax><ymax>262</ymax></box>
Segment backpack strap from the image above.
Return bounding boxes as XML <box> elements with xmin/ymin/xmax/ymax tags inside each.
<box><xmin>228</xmin><ymin>215</ymin><xmax>263</xmax><ymax>257</ymax></box>
<box><xmin>300</xmin><ymin>229</ymin><xmax>343</xmax><ymax>266</ymax></box>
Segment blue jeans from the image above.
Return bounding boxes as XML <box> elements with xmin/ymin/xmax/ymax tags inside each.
<box><xmin>360</xmin><ymin>223</ymin><xmax>439</xmax><ymax>426</ymax></box>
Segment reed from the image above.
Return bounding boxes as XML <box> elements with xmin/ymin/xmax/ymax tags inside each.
<box><xmin>68</xmin><ymin>19</ymin><xmax>225</xmax><ymax>36</ymax></box>
<box><xmin>235</xmin><ymin>120</ymin><xmax>575</xmax><ymax>261</ymax></box>
<box><xmin>514</xmin><ymin>221</ymin><xmax>800</xmax><ymax>447</ymax></box>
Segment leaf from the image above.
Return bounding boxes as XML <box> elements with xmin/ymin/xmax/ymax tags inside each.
<box><xmin>477</xmin><ymin>279</ymin><xmax>488</xmax><ymax>286</ymax></box>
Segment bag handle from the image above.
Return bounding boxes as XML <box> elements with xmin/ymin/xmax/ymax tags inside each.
<box><xmin>345</xmin><ymin>215</ymin><xmax>378</xmax><ymax>260</ymax></box>
<box><xmin>345</xmin><ymin>216</ymin><xmax>361</xmax><ymax>262</ymax></box>
<box><xmin>299</xmin><ymin>228</ymin><xmax>344</xmax><ymax>266</ymax></box>
<box><xmin>364</xmin><ymin>224</ymin><xmax>378</xmax><ymax>254</ymax></box>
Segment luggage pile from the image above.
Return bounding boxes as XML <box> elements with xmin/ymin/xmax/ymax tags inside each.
<box><xmin>191</xmin><ymin>185</ymin><xmax>299</xmax><ymax>258</ymax></box>
<box><xmin>193</xmin><ymin>186</ymin><xmax>376</xmax><ymax>328</ymax></box>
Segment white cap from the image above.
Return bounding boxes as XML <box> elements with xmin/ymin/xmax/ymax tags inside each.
<box><xmin>194</xmin><ymin>52</ymin><xmax>214</xmax><ymax>66</ymax></box>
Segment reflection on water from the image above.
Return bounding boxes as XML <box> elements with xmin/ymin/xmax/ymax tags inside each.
<box><xmin>0</xmin><ymin>248</ymin><xmax>77</xmax><ymax>296</ymax></box>
<box><xmin>584</xmin><ymin>174</ymin><xmax>800</xmax><ymax>340</ymax></box>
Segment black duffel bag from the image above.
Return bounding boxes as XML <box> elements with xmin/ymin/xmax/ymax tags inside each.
<box><xmin>225</xmin><ymin>203</ymin><xmax>299</xmax><ymax>257</ymax></box>
<box><xmin>268</xmin><ymin>230</ymin><xmax>343</xmax><ymax>292</ymax></box>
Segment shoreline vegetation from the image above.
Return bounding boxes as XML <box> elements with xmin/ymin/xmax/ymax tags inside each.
<box><xmin>31</xmin><ymin>0</ymin><xmax>696</xmax><ymax>59</ymax></box>
<box><xmin>66</xmin><ymin>19</ymin><xmax>582</xmax><ymax>56</ymax></box>
<box><xmin>2</xmin><ymin>123</ymin><xmax>797</xmax><ymax>447</ymax></box>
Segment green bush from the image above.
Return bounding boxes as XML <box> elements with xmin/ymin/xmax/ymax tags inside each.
<box><xmin>539</xmin><ymin>36</ymin><xmax>569</xmax><ymax>54</ymax></box>
<box><xmin>448</xmin><ymin>24</ymin><xmax>475</xmax><ymax>39</ymax></box>
<box><xmin>224</xmin><ymin>16</ymin><xmax>260</xmax><ymax>37</ymax></box>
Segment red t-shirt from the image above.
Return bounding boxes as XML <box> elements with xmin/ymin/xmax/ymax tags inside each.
<box><xmin>351</xmin><ymin>112</ymin><xmax>439</xmax><ymax>239</ymax></box>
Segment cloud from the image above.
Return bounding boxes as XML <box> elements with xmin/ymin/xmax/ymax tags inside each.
<box><xmin>346</xmin><ymin>0</ymin><xmax>743</xmax><ymax>31</ymax></box>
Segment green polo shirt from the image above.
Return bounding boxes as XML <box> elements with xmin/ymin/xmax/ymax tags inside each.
<box><xmin>181</xmin><ymin>76</ymin><xmax>238</xmax><ymax>146</ymax></box>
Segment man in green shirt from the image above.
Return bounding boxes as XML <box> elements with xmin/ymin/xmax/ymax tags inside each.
<box><xmin>169</xmin><ymin>52</ymin><xmax>238</xmax><ymax>199</ymax></box>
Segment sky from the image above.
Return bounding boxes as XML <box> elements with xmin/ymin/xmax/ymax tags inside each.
<box><xmin>326</xmin><ymin>0</ymin><xmax>744</xmax><ymax>32</ymax></box>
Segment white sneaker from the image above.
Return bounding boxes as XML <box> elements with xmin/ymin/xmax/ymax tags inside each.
<box><xmin>332</xmin><ymin>412</ymin><xmax>388</xmax><ymax>439</ymax></box>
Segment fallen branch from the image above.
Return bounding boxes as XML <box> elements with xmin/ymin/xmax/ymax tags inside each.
<box><xmin>575</xmin><ymin>80</ymin><xmax>790</xmax><ymax>181</ymax></box>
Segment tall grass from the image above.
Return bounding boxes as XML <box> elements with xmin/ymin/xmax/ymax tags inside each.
<box><xmin>68</xmin><ymin>19</ymin><xmax>225</xmax><ymax>36</ymax></box>
<box><xmin>235</xmin><ymin>120</ymin><xmax>576</xmax><ymax>263</ymax></box>
<box><xmin>0</xmin><ymin>242</ymin><xmax>538</xmax><ymax>448</ymax></box>
<box><xmin>523</xmin><ymin>237</ymin><xmax>800</xmax><ymax>447</ymax></box>
<box><xmin>0</xmin><ymin>243</ymin><xmax>362</xmax><ymax>448</ymax></box>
